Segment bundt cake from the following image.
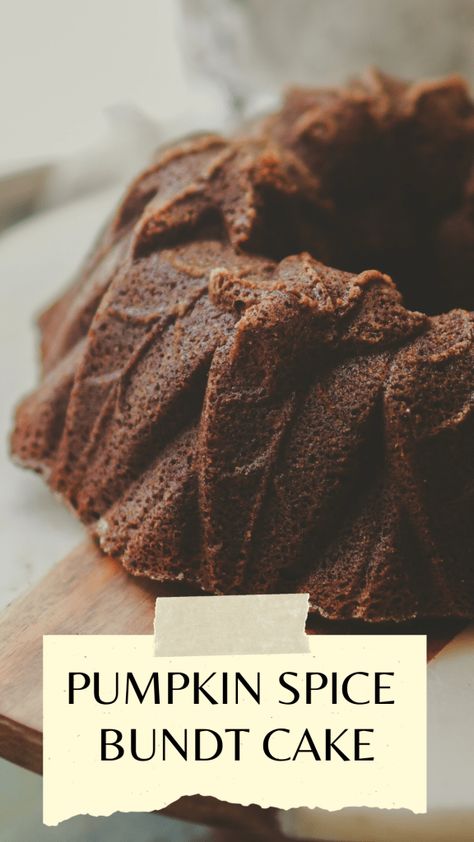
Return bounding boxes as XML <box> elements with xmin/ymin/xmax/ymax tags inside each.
<box><xmin>11</xmin><ymin>70</ymin><xmax>474</xmax><ymax>621</ymax></box>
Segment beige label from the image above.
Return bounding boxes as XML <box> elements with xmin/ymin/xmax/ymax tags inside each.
<box><xmin>43</xmin><ymin>628</ymin><xmax>426</xmax><ymax>825</ymax></box>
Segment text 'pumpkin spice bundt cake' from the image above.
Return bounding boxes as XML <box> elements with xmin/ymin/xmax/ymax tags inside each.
<box><xmin>11</xmin><ymin>70</ymin><xmax>474</xmax><ymax>621</ymax></box>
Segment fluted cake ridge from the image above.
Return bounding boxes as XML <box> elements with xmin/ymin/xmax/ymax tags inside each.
<box><xmin>12</xmin><ymin>70</ymin><xmax>474</xmax><ymax>620</ymax></box>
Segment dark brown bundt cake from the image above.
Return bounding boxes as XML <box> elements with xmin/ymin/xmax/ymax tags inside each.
<box><xmin>11</xmin><ymin>70</ymin><xmax>474</xmax><ymax>621</ymax></box>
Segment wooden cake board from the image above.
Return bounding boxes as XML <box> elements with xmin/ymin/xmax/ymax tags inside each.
<box><xmin>0</xmin><ymin>538</ymin><xmax>464</xmax><ymax>840</ymax></box>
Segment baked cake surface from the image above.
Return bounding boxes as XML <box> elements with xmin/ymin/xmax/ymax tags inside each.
<box><xmin>11</xmin><ymin>70</ymin><xmax>474</xmax><ymax>621</ymax></box>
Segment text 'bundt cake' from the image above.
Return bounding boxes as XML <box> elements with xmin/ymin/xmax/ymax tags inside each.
<box><xmin>11</xmin><ymin>70</ymin><xmax>474</xmax><ymax>621</ymax></box>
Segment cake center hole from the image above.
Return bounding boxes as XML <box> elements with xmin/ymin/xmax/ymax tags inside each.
<box><xmin>268</xmin><ymin>112</ymin><xmax>474</xmax><ymax>317</ymax></box>
<box><xmin>324</xmin><ymin>203</ymin><xmax>473</xmax><ymax>316</ymax></box>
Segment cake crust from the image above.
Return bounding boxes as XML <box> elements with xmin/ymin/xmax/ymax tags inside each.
<box><xmin>11</xmin><ymin>71</ymin><xmax>474</xmax><ymax>621</ymax></box>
